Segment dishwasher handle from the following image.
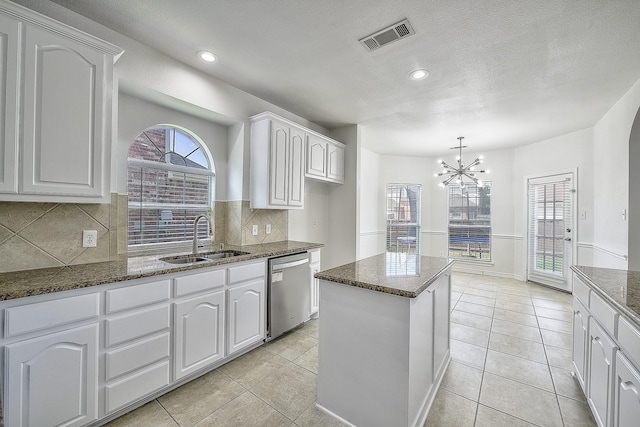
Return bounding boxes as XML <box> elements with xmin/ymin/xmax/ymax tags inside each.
<box><xmin>271</xmin><ymin>258</ymin><xmax>309</xmax><ymax>271</ymax></box>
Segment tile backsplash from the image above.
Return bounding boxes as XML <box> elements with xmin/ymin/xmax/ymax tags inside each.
<box><xmin>0</xmin><ymin>197</ymin><xmax>287</xmax><ymax>273</ymax></box>
<box><xmin>226</xmin><ymin>201</ymin><xmax>288</xmax><ymax>246</ymax></box>
<box><xmin>0</xmin><ymin>194</ymin><xmax>126</xmax><ymax>273</ymax></box>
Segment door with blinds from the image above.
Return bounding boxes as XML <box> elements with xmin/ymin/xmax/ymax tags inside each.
<box><xmin>527</xmin><ymin>173</ymin><xmax>575</xmax><ymax>291</ymax></box>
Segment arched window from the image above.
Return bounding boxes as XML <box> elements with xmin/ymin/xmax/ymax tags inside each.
<box><xmin>127</xmin><ymin>125</ymin><xmax>215</xmax><ymax>248</ymax></box>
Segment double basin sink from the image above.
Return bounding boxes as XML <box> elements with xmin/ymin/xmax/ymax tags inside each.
<box><xmin>160</xmin><ymin>250</ymin><xmax>250</xmax><ymax>265</ymax></box>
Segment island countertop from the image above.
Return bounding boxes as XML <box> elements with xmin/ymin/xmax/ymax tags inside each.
<box><xmin>571</xmin><ymin>265</ymin><xmax>640</xmax><ymax>328</ymax></box>
<box><xmin>315</xmin><ymin>253</ymin><xmax>454</xmax><ymax>298</ymax></box>
<box><xmin>0</xmin><ymin>240</ymin><xmax>322</xmax><ymax>301</ymax></box>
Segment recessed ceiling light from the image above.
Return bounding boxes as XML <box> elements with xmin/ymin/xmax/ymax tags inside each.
<box><xmin>410</xmin><ymin>69</ymin><xmax>429</xmax><ymax>80</ymax></box>
<box><xmin>197</xmin><ymin>50</ymin><xmax>217</xmax><ymax>63</ymax></box>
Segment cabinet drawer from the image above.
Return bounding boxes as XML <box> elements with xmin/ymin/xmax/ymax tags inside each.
<box><xmin>104</xmin><ymin>360</ymin><xmax>170</xmax><ymax>414</ymax></box>
<box><xmin>105</xmin><ymin>305</ymin><xmax>170</xmax><ymax>347</ymax></box>
<box><xmin>4</xmin><ymin>293</ymin><xmax>99</xmax><ymax>337</ymax></box>
<box><xmin>573</xmin><ymin>276</ymin><xmax>590</xmax><ymax>306</ymax></box>
<box><xmin>618</xmin><ymin>316</ymin><xmax>640</xmax><ymax>367</ymax></box>
<box><xmin>309</xmin><ymin>249</ymin><xmax>320</xmax><ymax>264</ymax></box>
<box><xmin>228</xmin><ymin>261</ymin><xmax>265</xmax><ymax>284</ymax></box>
<box><xmin>174</xmin><ymin>268</ymin><xmax>225</xmax><ymax>297</ymax></box>
<box><xmin>590</xmin><ymin>291</ymin><xmax>618</xmax><ymax>335</ymax></box>
<box><xmin>106</xmin><ymin>280</ymin><xmax>170</xmax><ymax>314</ymax></box>
<box><xmin>105</xmin><ymin>333</ymin><xmax>170</xmax><ymax>381</ymax></box>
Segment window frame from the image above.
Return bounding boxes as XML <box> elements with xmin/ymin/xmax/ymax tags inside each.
<box><xmin>385</xmin><ymin>183</ymin><xmax>422</xmax><ymax>254</ymax></box>
<box><xmin>127</xmin><ymin>125</ymin><xmax>216</xmax><ymax>252</ymax></box>
<box><xmin>447</xmin><ymin>182</ymin><xmax>492</xmax><ymax>262</ymax></box>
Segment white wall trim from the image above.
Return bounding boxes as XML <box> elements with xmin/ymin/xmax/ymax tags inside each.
<box><xmin>576</xmin><ymin>242</ymin><xmax>628</xmax><ymax>261</ymax></box>
<box><xmin>421</xmin><ymin>230</ymin><xmax>523</xmax><ymax>240</ymax></box>
<box><xmin>493</xmin><ymin>234</ymin><xmax>524</xmax><ymax>240</ymax></box>
<box><xmin>452</xmin><ymin>264</ymin><xmax>526</xmax><ymax>282</ymax></box>
<box><xmin>359</xmin><ymin>230</ymin><xmax>385</xmax><ymax>236</ymax></box>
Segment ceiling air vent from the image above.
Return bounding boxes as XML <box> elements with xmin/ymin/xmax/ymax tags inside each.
<box><xmin>359</xmin><ymin>19</ymin><xmax>415</xmax><ymax>52</ymax></box>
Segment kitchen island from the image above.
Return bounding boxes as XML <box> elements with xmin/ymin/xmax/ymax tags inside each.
<box><xmin>315</xmin><ymin>253</ymin><xmax>454</xmax><ymax>427</ymax></box>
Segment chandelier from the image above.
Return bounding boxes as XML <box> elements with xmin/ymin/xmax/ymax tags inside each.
<box><xmin>434</xmin><ymin>137</ymin><xmax>489</xmax><ymax>188</ymax></box>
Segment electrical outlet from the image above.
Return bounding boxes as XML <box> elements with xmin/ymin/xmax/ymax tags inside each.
<box><xmin>265</xmin><ymin>224</ymin><xmax>271</xmax><ymax>234</ymax></box>
<box><xmin>83</xmin><ymin>230</ymin><xmax>97</xmax><ymax>248</ymax></box>
<box><xmin>252</xmin><ymin>224</ymin><xmax>258</xmax><ymax>236</ymax></box>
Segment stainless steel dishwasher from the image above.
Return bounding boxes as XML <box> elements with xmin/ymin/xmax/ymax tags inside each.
<box><xmin>268</xmin><ymin>252</ymin><xmax>310</xmax><ymax>340</ymax></box>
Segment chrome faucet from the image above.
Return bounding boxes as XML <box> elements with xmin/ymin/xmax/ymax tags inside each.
<box><xmin>192</xmin><ymin>214</ymin><xmax>212</xmax><ymax>255</ymax></box>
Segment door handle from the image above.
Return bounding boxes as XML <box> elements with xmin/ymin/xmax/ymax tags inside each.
<box><xmin>564</xmin><ymin>237</ymin><xmax>572</xmax><ymax>241</ymax></box>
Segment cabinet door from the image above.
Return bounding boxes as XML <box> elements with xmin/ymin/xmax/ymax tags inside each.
<box><xmin>21</xmin><ymin>24</ymin><xmax>106</xmax><ymax>197</ymax></box>
<box><xmin>5</xmin><ymin>324</ymin><xmax>99</xmax><ymax>427</ymax></box>
<box><xmin>269</xmin><ymin>120</ymin><xmax>289</xmax><ymax>206</ymax></box>
<box><xmin>587</xmin><ymin>317</ymin><xmax>617</xmax><ymax>427</ymax></box>
<box><xmin>227</xmin><ymin>278</ymin><xmax>265</xmax><ymax>355</ymax></box>
<box><xmin>306</xmin><ymin>135</ymin><xmax>327</xmax><ymax>178</ymax></box>
<box><xmin>310</xmin><ymin>262</ymin><xmax>320</xmax><ymax>315</ymax></box>
<box><xmin>614</xmin><ymin>352</ymin><xmax>640</xmax><ymax>427</ymax></box>
<box><xmin>288</xmin><ymin>128</ymin><xmax>305</xmax><ymax>207</ymax></box>
<box><xmin>0</xmin><ymin>13</ymin><xmax>19</xmax><ymax>194</ymax></box>
<box><xmin>573</xmin><ymin>298</ymin><xmax>589</xmax><ymax>389</ymax></box>
<box><xmin>327</xmin><ymin>143</ymin><xmax>345</xmax><ymax>183</ymax></box>
<box><xmin>174</xmin><ymin>290</ymin><xmax>225</xmax><ymax>380</ymax></box>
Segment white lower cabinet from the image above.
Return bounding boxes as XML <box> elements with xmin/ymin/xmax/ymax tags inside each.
<box><xmin>571</xmin><ymin>270</ymin><xmax>640</xmax><ymax>427</ymax></box>
<box><xmin>573</xmin><ymin>298</ymin><xmax>589</xmax><ymax>389</ymax></box>
<box><xmin>102</xmin><ymin>282</ymin><xmax>171</xmax><ymax>416</ymax></box>
<box><xmin>587</xmin><ymin>317</ymin><xmax>618</xmax><ymax>427</ymax></box>
<box><xmin>227</xmin><ymin>279</ymin><xmax>265</xmax><ymax>355</ymax></box>
<box><xmin>0</xmin><ymin>256</ymin><xmax>276</xmax><ymax>426</ymax></box>
<box><xmin>5</xmin><ymin>324</ymin><xmax>99</xmax><ymax>427</ymax></box>
<box><xmin>174</xmin><ymin>290</ymin><xmax>225</xmax><ymax>380</ymax></box>
<box><xmin>614</xmin><ymin>352</ymin><xmax>640</xmax><ymax>427</ymax></box>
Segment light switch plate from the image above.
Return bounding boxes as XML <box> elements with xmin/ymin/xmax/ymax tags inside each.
<box><xmin>266</xmin><ymin>224</ymin><xmax>271</xmax><ymax>234</ymax></box>
<box><xmin>83</xmin><ymin>230</ymin><xmax>97</xmax><ymax>247</ymax></box>
<box><xmin>252</xmin><ymin>225</ymin><xmax>258</xmax><ymax>236</ymax></box>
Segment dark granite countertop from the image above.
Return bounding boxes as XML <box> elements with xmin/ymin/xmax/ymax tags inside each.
<box><xmin>0</xmin><ymin>240</ymin><xmax>322</xmax><ymax>301</ymax></box>
<box><xmin>571</xmin><ymin>265</ymin><xmax>640</xmax><ymax>328</ymax></box>
<box><xmin>315</xmin><ymin>252</ymin><xmax>454</xmax><ymax>298</ymax></box>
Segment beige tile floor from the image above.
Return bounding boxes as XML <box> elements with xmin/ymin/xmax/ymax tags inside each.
<box><xmin>105</xmin><ymin>273</ymin><xmax>597</xmax><ymax>427</ymax></box>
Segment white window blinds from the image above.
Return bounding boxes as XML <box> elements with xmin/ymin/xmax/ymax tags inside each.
<box><xmin>386</xmin><ymin>184</ymin><xmax>421</xmax><ymax>254</ymax></box>
<box><xmin>527</xmin><ymin>175</ymin><xmax>572</xmax><ymax>281</ymax></box>
<box><xmin>127</xmin><ymin>159</ymin><xmax>214</xmax><ymax>246</ymax></box>
<box><xmin>448</xmin><ymin>182</ymin><xmax>492</xmax><ymax>261</ymax></box>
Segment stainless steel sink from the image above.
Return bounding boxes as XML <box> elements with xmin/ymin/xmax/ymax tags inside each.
<box><xmin>160</xmin><ymin>255</ymin><xmax>210</xmax><ymax>264</ymax></box>
<box><xmin>160</xmin><ymin>250</ymin><xmax>249</xmax><ymax>265</ymax></box>
<box><xmin>202</xmin><ymin>250</ymin><xmax>249</xmax><ymax>260</ymax></box>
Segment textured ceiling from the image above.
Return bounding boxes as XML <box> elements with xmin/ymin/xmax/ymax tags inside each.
<box><xmin>45</xmin><ymin>0</ymin><xmax>640</xmax><ymax>156</ymax></box>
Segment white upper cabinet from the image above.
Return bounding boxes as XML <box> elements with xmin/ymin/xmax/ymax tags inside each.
<box><xmin>305</xmin><ymin>132</ymin><xmax>345</xmax><ymax>184</ymax></box>
<box><xmin>250</xmin><ymin>112</ymin><xmax>305</xmax><ymax>209</ymax></box>
<box><xmin>326</xmin><ymin>141</ymin><xmax>344</xmax><ymax>183</ymax></box>
<box><xmin>306</xmin><ymin>134</ymin><xmax>327</xmax><ymax>179</ymax></box>
<box><xmin>0</xmin><ymin>0</ymin><xmax>123</xmax><ymax>203</ymax></box>
<box><xmin>0</xmin><ymin>12</ymin><xmax>18</xmax><ymax>194</ymax></box>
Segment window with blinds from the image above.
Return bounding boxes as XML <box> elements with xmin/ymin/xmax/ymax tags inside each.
<box><xmin>527</xmin><ymin>175</ymin><xmax>572</xmax><ymax>281</ymax></box>
<box><xmin>448</xmin><ymin>182</ymin><xmax>492</xmax><ymax>261</ymax></box>
<box><xmin>386</xmin><ymin>184</ymin><xmax>421</xmax><ymax>254</ymax></box>
<box><xmin>127</xmin><ymin>126</ymin><xmax>215</xmax><ymax>248</ymax></box>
